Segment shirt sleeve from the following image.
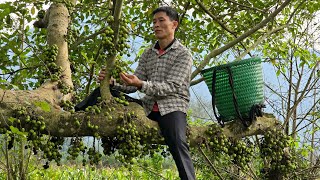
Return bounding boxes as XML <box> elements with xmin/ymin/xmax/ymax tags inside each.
<box><xmin>112</xmin><ymin>50</ymin><xmax>148</xmax><ymax>94</ymax></box>
<box><xmin>140</xmin><ymin>50</ymin><xmax>192</xmax><ymax>97</ymax></box>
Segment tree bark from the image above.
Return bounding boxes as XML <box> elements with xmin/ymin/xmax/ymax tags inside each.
<box><xmin>0</xmin><ymin>89</ymin><xmax>279</xmax><ymax>147</ymax></box>
<box><xmin>46</xmin><ymin>3</ymin><xmax>73</xmax><ymax>89</ymax></box>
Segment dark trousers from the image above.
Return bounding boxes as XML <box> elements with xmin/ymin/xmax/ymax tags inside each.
<box><xmin>74</xmin><ymin>87</ymin><xmax>142</xmax><ymax>111</ymax></box>
<box><xmin>148</xmin><ymin>111</ymin><xmax>196</xmax><ymax>180</ymax></box>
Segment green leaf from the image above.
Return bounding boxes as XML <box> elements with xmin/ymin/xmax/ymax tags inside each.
<box><xmin>31</xmin><ymin>6</ymin><xmax>35</xmax><ymax>15</ymax></box>
<box><xmin>10</xmin><ymin>125</ymin><xmax>20</xmax><ymax>134</ymax></box>
<box><xmin>301</xmin><ymin>148</ymin><xmax>308</xmax><ymax>157</ymax></box>
<box><xmin>81</xmin><ymin>51</ymin><xmax>89</xmax><ymax>61</ymax></box>
<box><xmin>0</xmin><ymin>3</ymin><xmax>10</xmax><ymax>9</ymax></box>
<box><xmin>7</xmin><ymin>84</ymin><xmax>19</xmax><ymax>90</ymax></box>
<box><xmin>34</xmin><ymin>101</ymin><xmax>51</xmax><ymax>112</ymax></box>
<box><xmin>0</xmin><ymin>9</ymin><xmax>8</xmax><ymax>20</ymax></box>
<box><xmin>5</xmin><ymin>14</ymin><xmax>11</xmax><ymax>25</ymax></box>
<box><xmin>9</xmin><ymin>126</ymin><xmax>27</xmax><ymax>137</ymax></box>
<box><xmin>8</xmin><ymin>117</ymin><xmax>16</xmax><ymax>123</ymax></box>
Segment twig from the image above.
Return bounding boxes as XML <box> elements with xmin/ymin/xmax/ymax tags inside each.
<box><xmin>282</xmin><ymin>61</ymin><xmax>320</xmax><ymax>128</ymax></box>
<box><xmin>195</xmin><ymin>0</ymin><xmax>235</xmax><ymax>34</ymax></box>
<box><xmin>24</xmin><ymin>147</ymin><xmax>33</xmax><ymax>178</ymax></box>
<box><xmin>159</xmin><ymin>0</ymin><xmax>170</xmax><ymax>6</ymax></box>
<box><xmin>215</xmin><ymin>166</ymin><xmax>243</xmax><ymax>179</ymax></box>
<box><xmin>190</xmin><ymin>76</ymin><xmax>204</xmax><ymax>86</ymax></box>
<box><xmin>85</xmin><ymin>43</ymin><xmax>103</xmax><ymax>95</ymax></box>
<box><xmin>195</xmin><ymin>0</ymin><xmax>253</xmax><ymax>58</ymax></box>
<box><xmin>294</xmin><ymin>118</ymin><xmax>320</xmax><ymax>135</ymax></box>
<box><xmin>0</xmin><ymin>157</ymin><xmax>6</xmax><ymax>170</ymax></box>
<box><xmin>0</xmin><ymin>66</ymin><xmax>41</xmax><ymax>76</ymax></box>
<box><xmin>137</xmin><ymin>164</ymin><xmax>168</xmax><ymax>180</ymax></box>
<box><xmin>229</xmin><ymin>162</ymin><xmax>256</xmax><ymax>180</ymax></box>
<box><xmin>235</xmin><ymin>25</ymin><xmax>287</xmax><ymax>60</ymax></box>
<box><xmin>179</xmin><ymin>2</ymin><xmax>190</xmax><ymax>26</ymax></box>
<box><xmin>248</xmin><ymin>163</ymin><xmax>259</xmax><ymax>180</ymax></box>
<box><xmin>225</xmin><ymin>0</ymin><xmax>267</xmax><ymax>13</ymax></box>
<box><xmin>70</xmin><ymin>27</ymin><xmax>109</xmax><ymax>50</ymax></box>
<box><xmin>198</xmin><ymin>147</ymin><xmax>224</xmax><ymax>180</ymax></box>
<box><xmin>292</xmin><ymin>97</ymin><xmax>320</xmax><ymax>134</ymax></box>
<box><xmin>290</xmin><ymin>165</ymin><xmax>320</xmax><ymax>178</ymax></box>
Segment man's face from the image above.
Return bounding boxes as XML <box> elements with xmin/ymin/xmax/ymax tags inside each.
<box><xmin>153</xmin><ymin>11</ymin><xmax>178</xmax><ymax>40</ymax></box>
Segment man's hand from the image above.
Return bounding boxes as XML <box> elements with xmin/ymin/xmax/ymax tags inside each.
<box><xmin>97</xmin><ymin>69</ymin><xmax>106</xmax><ymax>82</ymax></box>
<box><xmin>97</xmin><ymin>68</ymin><xmax>114</xmax><ymax>86</ymax></box>
<box><xmin>120</xmin><ymin>73</ymin><xmax>142</xmax><ymax>89</ymax></box>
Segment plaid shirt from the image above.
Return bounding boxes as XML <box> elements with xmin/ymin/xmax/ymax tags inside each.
<box><xmin>113</xmin><ymin>39</ymin><xmax>193</xmax><ymax>116</ymax></box>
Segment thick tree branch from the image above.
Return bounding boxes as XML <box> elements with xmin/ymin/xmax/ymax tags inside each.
<box><xmin>191</xmin><ymin>0</ymin><xmax>292</xmax><ymax>80</ymax></box>
<box><xmin>46</xmin><ymin>3</ymin><xmax>73</xmax><ymax>89</ymax></box>
<box><xmin>100</xmin><ymin>0</ymin><xmax>123</xmax><ymax>101</ymax></box>
<box><xmin>0</xmin><ymin>89</ymin><xmax>279</xmax><ymax>147</ymax></box>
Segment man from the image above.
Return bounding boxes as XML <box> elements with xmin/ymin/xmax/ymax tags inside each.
<box><xmin>99</xmin><ymin>6</ymin><xmax>196</xmax><ymax>180</ymax></box>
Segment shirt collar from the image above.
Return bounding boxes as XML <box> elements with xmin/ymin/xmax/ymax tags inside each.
<box><xmin>154</xmin><ymin>38</ymin><xmax>177</xmax><ymax>51</ymax></box>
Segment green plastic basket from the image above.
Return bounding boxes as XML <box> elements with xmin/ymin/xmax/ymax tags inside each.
<box><xmin>201</xmin><ymin>57</ymin><xmax>264</xmax><ymax>122</ymax></box>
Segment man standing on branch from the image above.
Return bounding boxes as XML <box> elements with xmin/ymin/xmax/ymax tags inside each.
<box><xmin>99</xmin><ymin>6</ymin><xmax>196</xmax><ymax>180</ymax></box>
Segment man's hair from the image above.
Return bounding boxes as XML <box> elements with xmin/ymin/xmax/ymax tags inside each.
<box><xmin>152</xmin><ymin>7</ymin><xmax>179</xmax><ymax>30</ymax></box>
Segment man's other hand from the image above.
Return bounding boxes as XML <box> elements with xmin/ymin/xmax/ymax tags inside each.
<box><xmin>120</xmin><ymin>73</ymin><xmax>142</xmax><ymax>89</ymax></box>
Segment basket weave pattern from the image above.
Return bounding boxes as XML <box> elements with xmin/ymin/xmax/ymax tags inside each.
<box><xmin>201</xmin><ymin>58</ymin><xmax>264</xmax><ymax>122</ymax></box>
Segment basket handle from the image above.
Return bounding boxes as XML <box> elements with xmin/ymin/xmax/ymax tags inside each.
<box><xmin>226</xmin><ymin>67</ymin><xmax>250</xmax><ymax>127</ymax></box>
<box><xmin>211</xmin><ymin>69</ymin><xmax>225</xmax><ymax>127</ymax></box>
